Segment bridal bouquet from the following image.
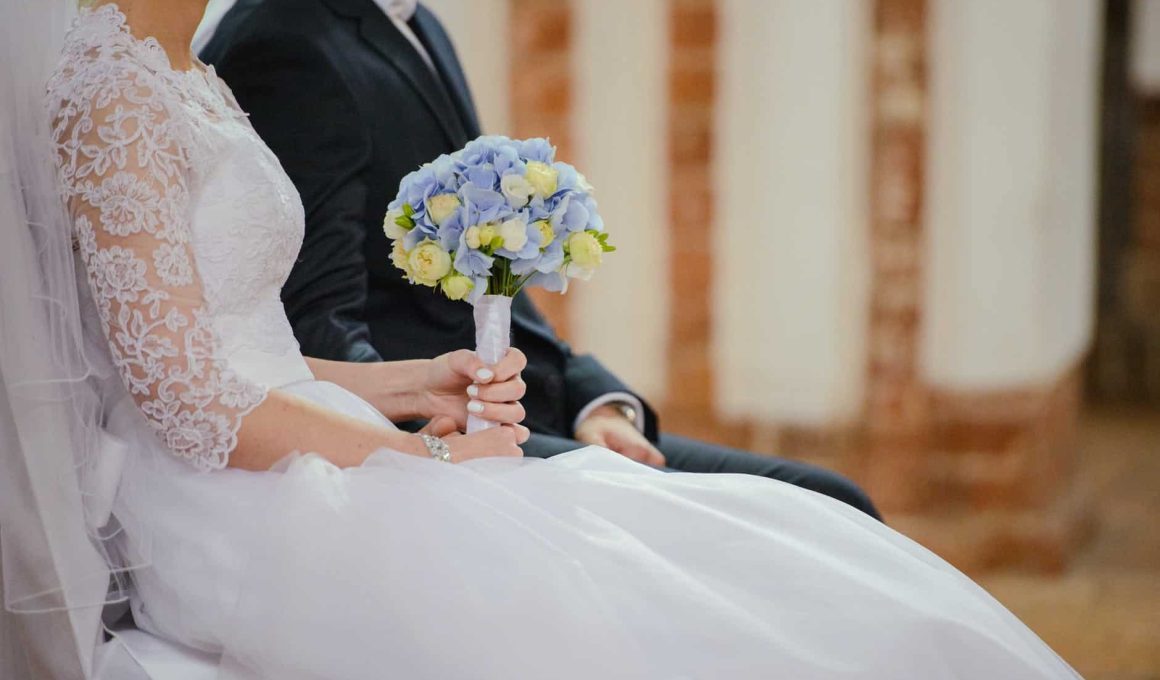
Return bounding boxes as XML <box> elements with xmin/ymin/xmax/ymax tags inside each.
<box><xmin>383</xmin><ymin>136</ymin><xmax>613</xmax><ymax>432</ymax></box>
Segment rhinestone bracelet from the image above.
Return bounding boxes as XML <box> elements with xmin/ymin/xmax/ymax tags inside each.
<box><xmin>420</xmin><ymin>434</ymin><xmax>453</xmax><ymax>463</ymax></box>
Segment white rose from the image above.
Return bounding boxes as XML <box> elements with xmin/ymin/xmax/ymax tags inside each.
<box><xmin>425</xmin><ymin>193</ymin><xmax>461</xmax><ymax>226</ymax></box>
<box><xmin>564</xmin><ymin>262</ymin><xmax>595</xmax><ymax>281</ymax></box>
<box><xmin>383</xmin><ymin>208</ymin><xmax>409</xmax><ymax>240</ymax></box>
<box><xmin>500</xmin><ymin>173</ymin><xmax>536</xmax><ymax>208</ymax></box>
<box><xmin>499</xmin><ymin>217</ymin><xmax>529</xmax><ymax>252</ymax></box>
<box><xmin>576</xmin><ymin>171</ymin><xmax>595</xmax><ymax>193</ymax></box>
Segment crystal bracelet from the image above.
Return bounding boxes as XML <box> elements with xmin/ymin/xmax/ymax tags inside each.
<box><xmin>420</xmin><ymin>434</ymin><xmax>453</xmax><ymax>463</ymax></box>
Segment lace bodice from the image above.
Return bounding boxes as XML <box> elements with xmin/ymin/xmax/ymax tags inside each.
<box><xmin>47</xmin><ymin>5</ymin><xmax>311</xmax><ymax>470</ymax></box>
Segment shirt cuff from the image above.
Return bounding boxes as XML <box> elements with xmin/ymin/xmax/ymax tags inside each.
<box><xmin>573</xmin><ymin>392</ymin><xmax>646</xmax><ymax>434</ymax></box>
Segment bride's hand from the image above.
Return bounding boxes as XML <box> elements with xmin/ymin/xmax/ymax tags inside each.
<box><xmin>423</xmin><ymin>349</ymin><xmax>528</xmax><ymax>429</ymax></box>
<box><xmin>441</xmin><ymin>424</ymin><xmax>528</xmax><ymax>462</ymax></box>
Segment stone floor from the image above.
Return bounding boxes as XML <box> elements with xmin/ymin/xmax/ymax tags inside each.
<box><xmin>977</xmin><ymin>406</ymin><xmax>1160</xmax><ymax>679</ymax></box>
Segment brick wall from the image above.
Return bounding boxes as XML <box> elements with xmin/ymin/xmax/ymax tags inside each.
<box><xmin>1121</xmin><ymin>97</ymin><xmax>1160</xmax><ymax>397</ymax></box>
<box><xmin>663</xmin><ymin>0</ymin><xmax>736</xmax><ymax>444</ymax></box>
<box><xmin>509</xmin><ymin>0</ymin><xmax>573</xmax><ymax>339</ymax></box>
<box><xmin>863</xmin><ymin>0</ymin><xmax>931</xmax><ymax>514</ymax></box>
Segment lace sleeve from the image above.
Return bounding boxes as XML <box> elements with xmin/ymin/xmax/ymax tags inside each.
<box><xmin>50</xmin><ymin>57</ymin><xmax>266</xmax><ymax>471</ymax></box>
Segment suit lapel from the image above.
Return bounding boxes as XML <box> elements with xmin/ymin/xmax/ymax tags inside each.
<box><xmin>411</xmin><ymin>6</ymin><xmax>481</xmax><ymax>138</ymax></box>
<box><xmin>323</xmin><ymin>0</ymin><xmax>468</xmax><ymax>147</ymax></box>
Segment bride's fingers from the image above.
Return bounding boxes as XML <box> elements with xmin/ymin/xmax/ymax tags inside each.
<box><xmin>511</xmin><ymin>424</ymin><xmax>530</xmax><ymax>444</ymax></box>
<box><xmin>468</xmin><ymin>378</ymin><xmax>525</xmax><ymax>403</ymax></box>
<box><xmin>492</xmin><ymin>348</ymin><xmax>527</xmax><ymax>382</ymax></box>
<box><xmin>447</xmin><ymin>349</ymin><xmax>496</xmax><ymax>384</ymax></box>
<box><xmin>420</xmin><ymin>415</ymin><xmax>459</xmax><ymax>437</ymax></box>
<box><xmin>467</xmin><ymin>399</ymin><xmax>526</xmax><ymax>425</ymax></box>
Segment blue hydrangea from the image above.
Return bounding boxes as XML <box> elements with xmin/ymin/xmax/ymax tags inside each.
<box><xmin>387</xmin><ymin>135</ymin><xmax>607</xmax><ymax>301</ymax></box>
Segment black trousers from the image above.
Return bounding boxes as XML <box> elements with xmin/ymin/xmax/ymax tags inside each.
<box><xmin>524</xmin><ymin>432</ymin><xmax>882</xmax><ymax>521</ymax></box>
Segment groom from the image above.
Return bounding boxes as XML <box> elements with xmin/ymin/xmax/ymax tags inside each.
<box><xmin>199</xmin><ymin>0</ymin><xmax>880</xmax><ymax>518</ymax></box>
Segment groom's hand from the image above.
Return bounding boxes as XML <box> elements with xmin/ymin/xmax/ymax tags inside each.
<box><xmin>423</xmin><ymin>349</ymin><xmax>528</xmax><ymax>429</ymax></box>
<box><xmin>575</xmin><ymin>407</ymin><xmax>666</xmax><ymax>467</ymax></box>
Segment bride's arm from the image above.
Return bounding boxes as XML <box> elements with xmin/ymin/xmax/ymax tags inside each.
<box><xmin>51</xmin><ymin>55</ymin><xmax>521</xmax><ymax>472</ymax></box>
<box><xmin>230</xmin><ymin>390</ymin><xmax>522</xmax><ymax>471</ymax></box>
<box><xmin>303</xmin><ymin>352</ymin><xmax>527</xmax><ymax>429</ymax></box>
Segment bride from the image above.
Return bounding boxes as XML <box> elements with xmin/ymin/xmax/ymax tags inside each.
<box><xmin>0</xmin><ymin>0</ymin><xmax>1080</xmax><ymax>677</ymax></box>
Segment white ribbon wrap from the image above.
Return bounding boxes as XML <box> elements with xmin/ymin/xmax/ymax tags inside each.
<box><xmin>467</xmin><ymin>295</ymin><xmax>513</xmax><ymax>434</ymax></box>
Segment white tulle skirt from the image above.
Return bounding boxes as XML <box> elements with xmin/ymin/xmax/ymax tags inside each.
<box><xmin>113</xmin><ymin>381</ymin><xmax>1079</xmax><ymax>679</ymax></box>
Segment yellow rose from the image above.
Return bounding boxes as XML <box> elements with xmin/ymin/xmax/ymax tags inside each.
<box><xmin>390</xmin><ymin>241</ymin><xmax>411</xmax><ymax>278</ymax></box>
<box><xmin>465</xmin><ymin>226</ymin><xmax>482</xmax><ymax>249</ymax></box>
<box><xmin>534</xmin><ymin>220</ymin><xmax>554</xmax><ymax>249</ymax></box>
<box><xmin>566</xmin><ymin>231</ymin><xmax>603</xmax><ymax>269</ymax></box>
<box><xmin>525</xmin><ymin>161</ymin><xmax>559</xmax><ymax>198</ymax></box>
<box><xmin>440</xmin><ymin>273</ymin><xmax>474</xmax><ymax>301</ymax></box>
<box><xmin>478</xmin><ymin>223</ymin><xmax>499</xmax><ymax>248</ymax></box>
<box><xmin>407</xmin><ymin>240</ymin><xmax>452</xmax><ymax>286</ymax></box>
<box><xmin>426</xmin><ymin>193</ymin><xmax>461</xmax><ymax>226</ymax></box>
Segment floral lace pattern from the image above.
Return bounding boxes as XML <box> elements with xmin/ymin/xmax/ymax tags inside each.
<box><xmin>46</xmin><ymin>5</ymin><xmax>282</xmax><ymax>470</ymax></box>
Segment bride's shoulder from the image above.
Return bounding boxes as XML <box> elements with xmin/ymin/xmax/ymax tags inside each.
<box><xmin>46</xmin><ymin>4</ymin><xmax>178</xmax><ymax>116</ymax></box>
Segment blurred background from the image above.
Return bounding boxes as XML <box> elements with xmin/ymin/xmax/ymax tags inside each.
<box><xmin>424</xmin><ymin>0</ymin><xmax>1159</xmax><ymax>676</ymax></box>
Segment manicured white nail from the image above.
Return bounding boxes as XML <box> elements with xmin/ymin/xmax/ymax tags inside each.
<box><xmin>475</xmin><ymin>368</ymin><xmax>494</xmax><ymax>382</ymax></box>
<box><xmin>467</xmin><ymin>400</ymin><xmax>485</xmax><ymax>414</ymax></box>
<box><xmin>466</xmin><ymin>384</ymin><xmax>480</xmax><ymax>398</ymax></box>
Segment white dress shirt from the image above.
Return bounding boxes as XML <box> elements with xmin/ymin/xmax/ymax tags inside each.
<box><xmin>372</xmin><ymin>0</ymin><xmax>437</xmax><ymax>72</ymax></box>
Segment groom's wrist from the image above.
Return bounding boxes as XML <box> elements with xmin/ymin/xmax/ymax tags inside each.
<box><xmin>574</xmin><ymin>393</ymin><xmax>646</xmax><ymax>434</ymax></box>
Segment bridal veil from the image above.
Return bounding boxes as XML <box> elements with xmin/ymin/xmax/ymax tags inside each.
<box><xmin>0</xmin><ymin>0</ymin><xmax>145</xmax><ymax>675</ymax></box>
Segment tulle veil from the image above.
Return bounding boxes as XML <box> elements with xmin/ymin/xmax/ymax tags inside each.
<box><xmin>0</xmin><ymin>0</ymin><xmax>145</xmax><ymax>676</ymax></box>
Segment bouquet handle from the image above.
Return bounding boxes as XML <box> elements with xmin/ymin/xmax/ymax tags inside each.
<box><xmin>466</xmin><ymin>295</ymin><xmax>513</xmax><ymax>434</ymax></box>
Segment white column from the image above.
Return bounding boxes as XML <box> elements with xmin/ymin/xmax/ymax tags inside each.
<box><xmin>713</xmin><ymin>0</ymin><xmax>872</xmax><ymax>424</ymax></box>
<box><xmin>421</xmin><ymin>0</ymin><xmax>511</xmax><ymax>134</ymax></box>
<box><xmin>1133</xmin><ymin>0</ymin><xmax>1160</xmax><ymax>94</ymax></box>
<box><xmin>922</xmin><ymin>0</ymin><xmax>1102</xmax><ymax>389</ymax></box>
<box><xmin>570</xmin><ymin>0</ymin><xmax>670</xmax><ymax>399</ymax></box>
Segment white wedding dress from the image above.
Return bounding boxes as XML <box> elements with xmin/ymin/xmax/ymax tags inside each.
<box><xmin>45</xmin><ymin>6</ymin><xmax>1079</xmax><ymax>679</ymax></box>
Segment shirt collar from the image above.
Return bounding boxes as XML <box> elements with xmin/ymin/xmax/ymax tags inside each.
<box><xmin>372</xmin><ymin>0</ymin><xmax>418</xmax><ymax>22</ymax></box>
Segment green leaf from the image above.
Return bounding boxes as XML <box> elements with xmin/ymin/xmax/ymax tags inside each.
<box><xmin>601</xmin><ymin>244</ymin><xmax>616</xmax><ymax>253</ymax></box>
<box><xmin>490</xmin><ymin>235</ymin><xmax>506</xmax><ymax>250</ymax></box>
<box><xmin>394</xmin><ymin>215</ymin><xmax>415</xmax><ymax>230</ymax></box>
<box><xmin>402</xmin><ymin>203</ymin><xmax>415</xmax><ymax>217</ymax></box>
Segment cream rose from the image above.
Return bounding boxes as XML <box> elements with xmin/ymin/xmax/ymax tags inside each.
<box><xmin>566</xmin><ymin>231</ymin><xmax>603</xmax><ymax>269</ymax></box>
<box><xmin>464</xmin><ymin>225</ymin><xmax>482</xmax><ymax>249</ymax></box>
<box><xmin>407</xmin><ymin>240</ymin><xmax>452</xmax><ymax>286</ymax></box>
<box><xmin>383</xmin><ymin>208</ymin><xmax>409</xmax><ymax>241</ymax></box>
<box><xmin>533</xmin><ymin>220</ymin><xmax>554</xmax><ymax>249</ymax></box>
<box><xmin>425</xmin><ymin>194</ymin><xmax>461</xmax><ymax>226</ymax></box>
<box><xmin>440</xmin><ymin>273</ymin><xmax>475</xmax><ymax>301</ymax></box>
<box><xmin>390</xmin><ymin>241</ymin><xmax>412</xmax><ymax>278</ymax></box>
<box><xmin>525</xmin><ymin>161</ymin><xmax>559</xmax><ymax>198</ymax></box>
<box><xmin>499</xmin><ymin>217</ymin><xmax>529</xmax><ymax>252</ymax></box>
<box><xmin>478</xmin><ymin>223</ymin><xmax>499</xmax><ymax>249</ymax></box>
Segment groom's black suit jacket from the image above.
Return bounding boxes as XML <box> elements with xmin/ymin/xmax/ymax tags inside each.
<box><xmin>201</xmin><ymin>0</ymin><xmax>658</xmax><ymax>446</ymax></box>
